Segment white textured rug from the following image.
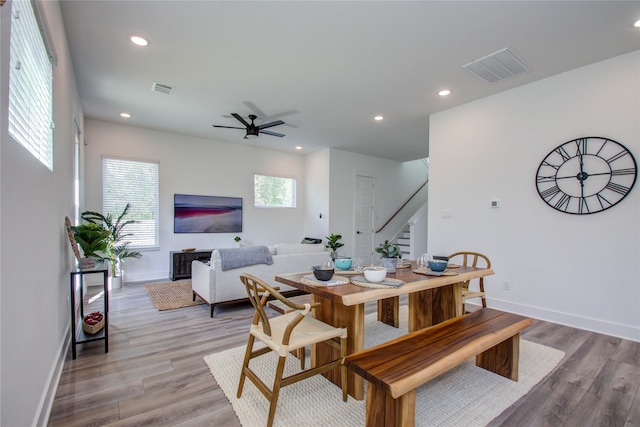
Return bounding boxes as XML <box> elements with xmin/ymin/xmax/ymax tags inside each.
<box><xmin>204</xmin><ymin>307</ymin><xmax>564</xmax><ymax>426</ymax></box>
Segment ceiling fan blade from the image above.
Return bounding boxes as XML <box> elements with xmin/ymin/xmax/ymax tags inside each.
<box><xmin>243</xmin><ymin>101</ymin><xmax>266</xmax><ymax>118</ymax></box>
<box><xmin>231</xmin><ymin>113</ymin><xmax>250</xmax><ymax>127</ymax></box>
<box><xmin>212</xmin><ymin>125</ymin><xmax>245</xmax><ymax>129</ymax></box>
<box><xmin>260</xmin><ymin>130</ymin><xmax>285</xmax><ymax>138</ymax></box>
<box><xmin>258</xmin><ymin>120</ymin><xmax>285</xmax><ymax>130</ymax></box>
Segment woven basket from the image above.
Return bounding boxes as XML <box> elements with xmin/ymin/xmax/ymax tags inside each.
<box><xmin>82</xmin><ymin>314</ymin><xmax>105</xmax><ymax>334</ymax></box>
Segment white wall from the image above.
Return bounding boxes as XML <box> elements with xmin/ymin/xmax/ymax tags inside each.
<box><xmin>1</xmin><ymin>1</ymin><xmax>83</xmax><ymax>425</ymax></box>
<box><xmin>83</xmin><ymin>119</ymin><xmax>308</xmax><ymax>282</ymax></box>
<box><xmin>304</xmin><ymin>148</ymin><xmax>331</xmax><ymax>240</ymax></box>
<box><xmin>429</xmin><ymin>51</ymin><xmax>639</xmax><ymax>341</ymax></box>
<box><xmin>328</xmin><ymin>149</ymin><xmax>429</xmax><ymax>259</ymax></box>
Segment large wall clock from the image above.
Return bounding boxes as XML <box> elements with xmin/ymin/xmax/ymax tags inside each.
<box><xmin>536</xmin><ymin>137</ymin><xmax>637</xmax><ymax>215</ymax></box>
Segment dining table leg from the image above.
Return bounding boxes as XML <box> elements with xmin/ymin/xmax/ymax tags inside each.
<box><xmin>311</xmin><ymin>294</ymin><xmax>365</xmax><ymax>400</ymax></box>
<box><xmin>377</xmin><ymin>296</ymin><xmax>399</xmax><ymax>328</ymax></box>
<box><xmin>408</xmin><ymin>282</ymin><xmax>462</xmax><ymax>332</ymax></box>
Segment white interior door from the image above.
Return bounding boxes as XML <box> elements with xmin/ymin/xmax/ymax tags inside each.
<box><xmin>354</xmin><ymin>174</ymin><xmax>374</xmax><ymax>263</ymax></box>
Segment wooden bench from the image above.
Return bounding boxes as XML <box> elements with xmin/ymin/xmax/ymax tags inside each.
<box><xmin>345</xmin><ymin>308</ymin><xmax>533</xmax><ymax>427</ymax></box>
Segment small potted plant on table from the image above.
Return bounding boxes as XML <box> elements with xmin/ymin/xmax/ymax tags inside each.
<box><xmin>325</xmin><ymin>233</ymin><xmax>344</xmax><ymax>260</ymax></box>
<box><xmin>375</xmin><ymin>240</ymin><xmax>402</xmax><ymax>273</ymax></box>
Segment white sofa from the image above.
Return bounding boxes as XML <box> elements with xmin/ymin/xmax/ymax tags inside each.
<box><xmin>191</xmin><ymin>243</ymin><xmax>331</xmax><ymax>317</ymax></box>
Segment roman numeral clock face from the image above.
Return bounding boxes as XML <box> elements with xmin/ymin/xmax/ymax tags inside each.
<box><xmin>536</xmin><ymin>137</ymin><xmax>637</xmax><ymax>214</ymax></box>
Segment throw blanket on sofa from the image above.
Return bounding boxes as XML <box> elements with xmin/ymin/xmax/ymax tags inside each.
<box><xmin>218</xmin><ymin>246</ymin><xmax>274</xmax><ymax>271</ymax></box>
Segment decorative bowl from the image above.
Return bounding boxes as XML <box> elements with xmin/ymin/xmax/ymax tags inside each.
<box><xmin>334</xmin><ymin>258</ymin><xmax>352</xmax><ymax>270</ymax></box>
<box><xmin>312</xmin><ymin>265</ymin><xmax>334</xmax><ymax>281</ymax></box>
<box><xmin>428</xmin><ymin>259</ymin><xmax>448</xmax><ymax>272</ymax></box>
<box><xmin>364</xmin><ymin>267</ymin><xmax>387</xmax><ymax>283</ymax></box>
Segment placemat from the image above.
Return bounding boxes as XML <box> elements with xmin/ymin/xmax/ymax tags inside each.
<box><xmin>350</xmin><ymin>276</ymin><xmax>405</xmax><ymax>288</ymax></box>
<box><xmin>412</xmin><ymin>268</ymin><xmax>458</xmax><ymax>276</ymax></box>
<box><xmin>300</xmin><ymin>274</ymin><xmax>351</xmax><ymax>287</ymax></box>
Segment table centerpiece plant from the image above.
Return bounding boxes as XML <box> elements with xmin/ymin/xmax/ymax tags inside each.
<box><xmin>375</xmin><ymin>240</ymin><xmax>402</xmax><ymax>273</ymax></box>
<box><xmin>325</xmin><ymin>233</ymin><xmax>345</xmax><ymax>260</ymax></box>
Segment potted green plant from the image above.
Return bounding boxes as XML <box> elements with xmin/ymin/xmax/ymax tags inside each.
<box><xmin>234</xmin><ymin>236</ymin><xmax>242</xmax><ymax>248</ymax></box>
<box><xmin>325</xmin><ymin>233</ymin><xmax>345</xmax><ymax>260</ymax></box>
<box><xmin>68</xmin><ymin>222</ymin><xmax>110</xmax><ymax>268</ymax></box>
<box><xmin>81</xmin><ymin>203</ymin><xmax>142</xmax><ymax>288</ymax></box>
<box><xmin>375</xmin><ymin>240</ymin><xmax>402</xmax><ymax>273</ymax></box>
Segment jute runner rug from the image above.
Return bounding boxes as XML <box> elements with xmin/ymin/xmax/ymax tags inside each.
<box><xmin>205</xmin><ymin>306</ymin><xmax>565</xmax><ymax>426</ymax></box>
<box><xmin>144</xmin><ymin>280</ymin><xmax>205</xmax><ymax>311</ymax></box>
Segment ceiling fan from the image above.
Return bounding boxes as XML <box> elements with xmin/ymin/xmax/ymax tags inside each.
<box><xmin>212</xmin><ymin>113</ymin><xmax>285</xmax><ymax>139</ymax></box>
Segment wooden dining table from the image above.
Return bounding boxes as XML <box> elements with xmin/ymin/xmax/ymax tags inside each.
<box><xmin>275</xmin><ymin>262</ymin><xmax>495</xmax><ymax>400</ymax></box>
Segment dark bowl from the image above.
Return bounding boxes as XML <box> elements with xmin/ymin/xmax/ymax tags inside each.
<box><xmin>312</xmin><ymin>266</ymin><xmax>334</xmax><ymax>281</ymax></box>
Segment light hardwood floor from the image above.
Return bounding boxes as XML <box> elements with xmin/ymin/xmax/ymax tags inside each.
<box><xmin>48</xmin><ymin>281</ymin><xmax>640</xmax><ymax>426</ymax></box>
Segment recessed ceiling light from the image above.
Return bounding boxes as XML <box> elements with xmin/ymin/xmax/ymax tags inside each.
<box><xmin>635</xmin><ymin>19</ymin><xmax>640</xmax><ymax>28</ymax></box>
<box><xmin>129</xmin><ymin>35</ymin><xmax>148</xmax><ymax>46</ymax></box>
<box><xmin>438</xmin><ymin>89</ymin><xmax>451</xmax><ymax>96</ymax></box>
<box><xmin>120</xmin><ymin>112</ymin><xmax>131</xmax><ymax>118</ymax></box>
<box><xmin>374</xmin><ymin>115</ymin><xmax>384</xmax><ymax>121</ymax></box>
<box><xmin>295</xmin><ymin>146</ymin><xmax>302</xmax><ymax>150</ymax></box>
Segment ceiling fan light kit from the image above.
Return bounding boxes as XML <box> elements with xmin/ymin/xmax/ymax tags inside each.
<box><xmin>213</xmin><ymin>113</ymin><xmax>286</xmax><ymax>139</ymax></box>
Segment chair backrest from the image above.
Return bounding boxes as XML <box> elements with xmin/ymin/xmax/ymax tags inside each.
<box><xmin>239</xmin><ymin>273</ymin><xmax>312</xmax><ymax>339</ymax></box>
<box><xmin>447</xmin><ymin>251</ymin><xmax>491</xmax><ymax>290</ymax></box>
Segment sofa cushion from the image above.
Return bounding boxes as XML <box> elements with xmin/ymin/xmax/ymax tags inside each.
<box><xmin>301</xmin><ymin>237</ymin><xmax>322</xmax><ymax>244</ymax></box>
<box><xmin>275</xmin><ymin>243</ymin><xmax>325</xmax><ymax>255</ymax></box>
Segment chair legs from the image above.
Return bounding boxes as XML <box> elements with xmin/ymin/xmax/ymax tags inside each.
<box><xmin>237</xmin><ymin>335</ymin><xmax>348</xmax><ymax>427</ymax></box>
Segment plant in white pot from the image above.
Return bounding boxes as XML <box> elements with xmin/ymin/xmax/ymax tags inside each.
<box><xmin>81</xmin><ymin>203</ymin><xmax>142</xmax><ymax>289</ymax></box>
<box><xmin>375</xmin><ymin>240</ymin><xmax>402</xmax><ymax>273</ymax></box>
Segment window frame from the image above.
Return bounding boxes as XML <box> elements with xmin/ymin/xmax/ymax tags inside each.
<box><xmin>253</xmin><ymin>173</ymin><xmax>297</xmax><ymax>208</ymax></box>
<box><xmin>102</xmin><ymin>156</ymin><xmax>160</xmax><ymax>250</ymax></box>
<box><xmin>8</xmin><ymin>0</ymin><xmax>54</xmax><ymax>170</ymax></box>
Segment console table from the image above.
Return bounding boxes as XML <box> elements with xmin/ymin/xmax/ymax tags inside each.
<box><xmin>170</xmin><ymin>249</ymin><xmax>213</xmax><ymax>280</ymax></box>
<box><xmin>70</xmin><ymin>266</ymin><xmax>109</xmax><ymax>359</ymax></box>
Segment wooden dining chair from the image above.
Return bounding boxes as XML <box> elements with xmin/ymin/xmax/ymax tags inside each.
<box><xmin>237</xmin><ymin>273</ymin><xmax>348</xmax><ymax>427</ymax></box>
<box><xmin>448</xmin><ymin>251</ymin><xmax>491</xmax><ymax>310</ymax></box>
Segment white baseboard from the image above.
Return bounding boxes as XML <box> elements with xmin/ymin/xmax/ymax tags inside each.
<box><xmin>484</xmin><ymin>298</ymin><xmax>640</xmax><ymax>343</ymax></box>
<box><xmin>35</xmin><ymin>324</ymin><xmax>70</xmax><ymax>426</ymax></box>
<box><xmin>123</xmin><ymin>270</ymin><xmax>169</xmax><ymax>283</ymax></box>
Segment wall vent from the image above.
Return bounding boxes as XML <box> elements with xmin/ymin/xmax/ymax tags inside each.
<box><xmin>463</xmin><ymin>48</ymin><xmax>530</xmax><ymax>84</ymax></box>
<box><xmin>151</xmin><ymin>82</ymin><xmax>174</xmax><ymax>94</ymax></box>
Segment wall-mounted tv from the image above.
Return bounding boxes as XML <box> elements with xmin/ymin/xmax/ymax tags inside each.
<box><xmin>174</xmin><ymin>194</ymin><xmax>243</xmax><ymax>233</ymax></box>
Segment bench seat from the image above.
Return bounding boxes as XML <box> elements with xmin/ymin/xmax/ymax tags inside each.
<box><xmin>345</xmin><ymin>308</ymin><xmax>533</xmax><ymax>427</ymax></box>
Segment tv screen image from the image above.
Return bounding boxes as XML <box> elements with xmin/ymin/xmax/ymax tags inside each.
<box><xmin>174</xmin><ymin>194</ymin><xmax>243</xmax><ymax>233</ymax></box>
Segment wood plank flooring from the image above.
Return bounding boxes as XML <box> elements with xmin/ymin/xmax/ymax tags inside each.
<box><xmin>48</xmin><ymin>281</ymin><xmax>640</xmax><ymax>426</ymax></box>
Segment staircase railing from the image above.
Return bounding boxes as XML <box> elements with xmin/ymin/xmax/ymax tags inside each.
<box><xmin>375</xmin><ymin>180</ymin><xmax>428</xmax><ymax>233</ymax></box>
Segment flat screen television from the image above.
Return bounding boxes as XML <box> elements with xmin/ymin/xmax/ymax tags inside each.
<box><xmin>174</xmin><ymin>194</ymin><xmax>243</xmax><ymax>233</ymax></box>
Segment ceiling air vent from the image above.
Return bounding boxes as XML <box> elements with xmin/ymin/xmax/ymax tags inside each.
<box><xmin>463</xmin><ymin>48</ymin><xmax>530</xmax><ymax>84</ymax></box>
<box><xmin>151</xmin><ymin>82</ymin><xmax>174</xmax><ymax>94</ymax></box>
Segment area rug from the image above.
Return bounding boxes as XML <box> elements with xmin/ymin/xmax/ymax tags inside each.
<box><xmin>204</xmin><ymin>307</ymin><xmax>565</xmax><ymax>427</ymax></box>
<box><xmin>144</xmin><ymin>280</ymin><xmax>204</xmax><ymax>311</ymax></box>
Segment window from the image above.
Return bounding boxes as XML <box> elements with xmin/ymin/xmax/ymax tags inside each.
<box><xmin>103</xmin><ymin>157</ymin><xmax>159</xmax><ymax>249</ymax></box>
<box><xmin>8</xmin><ymin>0</ymin><xmax>54</xmax><ymax>170</ymax></box>
<box><xmin>254</xmin><ymin>174</ymin><xmax>296</xmax><ymax>208</ymax></box>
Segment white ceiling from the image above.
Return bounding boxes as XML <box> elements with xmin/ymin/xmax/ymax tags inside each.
<box><xmin>59</xmin><ymin>1</ymin><xmax>640</xmax><ymax>162</ymax></box>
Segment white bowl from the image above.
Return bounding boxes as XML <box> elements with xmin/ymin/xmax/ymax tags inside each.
<box><xmin>364</xmin><ymin>267</ymin><xmax>387</xmax><ymax>283</ymax></box>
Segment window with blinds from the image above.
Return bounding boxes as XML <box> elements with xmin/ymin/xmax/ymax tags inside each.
<box><xmin>8</xmin><ymin>0</ymin><xmax>54</xmax><ymax>170</ymax></box>
<box><xmin>103</xmin><ymin>157</ymin><xmax>159</xmax><ymax>249</ymax></box>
